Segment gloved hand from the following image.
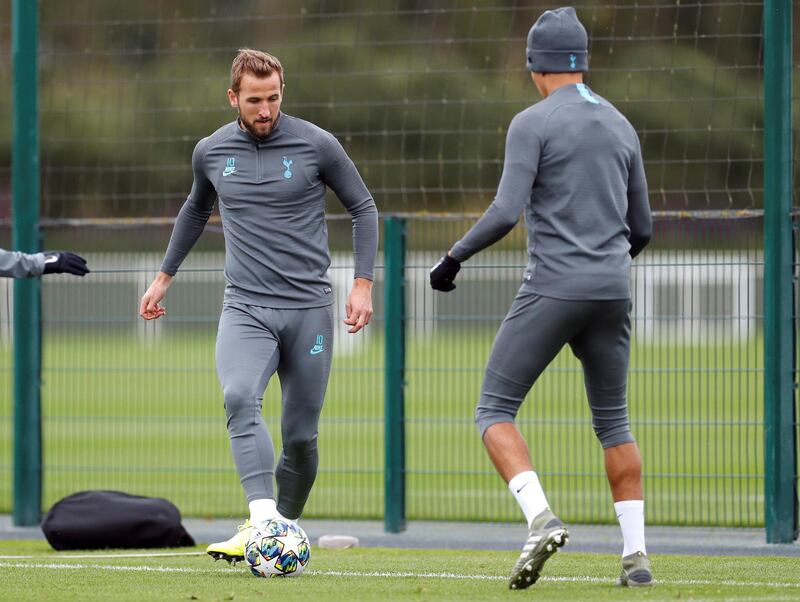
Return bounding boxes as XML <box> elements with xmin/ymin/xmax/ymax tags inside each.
<box><xmin>429</xmin><ymin>254</ymin><xmax>461</xmax><ymax>292</ymax></box>
<box><xmin>42</xmin><ymin>251</ymin><xmax>90</xmax><ymax>276</ymax></box>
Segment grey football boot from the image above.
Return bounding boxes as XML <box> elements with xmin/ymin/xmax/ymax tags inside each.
<box><xmin>617</xmin><ymin>551</ymin><xmax>653</xmax><ymax>586</ymax></box>
<box><xmin>508</xmin><ymin>508</ymin><xmax>569</xmax><ymax>590</ymax></box>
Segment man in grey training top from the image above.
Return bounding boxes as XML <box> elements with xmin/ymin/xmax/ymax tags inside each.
<box><xmin>139</xmin><ymin>49</ymin><xmax>378</xmax><ymax>562</ymax></box>
<box><xmin>430</xmin><ymin>8</ymin><xmax>653</xmax><ymax>589</ymax></box>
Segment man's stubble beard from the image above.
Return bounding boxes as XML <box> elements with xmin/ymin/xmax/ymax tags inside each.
<box><xmin>238</xmin><ymin>109</ymin><xmax>273</xmax><ymax>139</ymax></box>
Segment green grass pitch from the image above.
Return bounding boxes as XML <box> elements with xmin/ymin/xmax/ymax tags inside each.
<box><xmin>0</xmin><ymin>541</ymin><xmax>796</xmax><ymax>601</ymax></box>
<box><xmin>0</xmin><ymin>326</ymin><xmax>763</xmax><ymax>526</ymax></box>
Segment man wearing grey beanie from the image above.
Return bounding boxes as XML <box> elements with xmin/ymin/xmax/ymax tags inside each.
<box><xmin>430</xmin><ymin>7</ymin><xmax>653</xmax><ymax>590</ymax></box>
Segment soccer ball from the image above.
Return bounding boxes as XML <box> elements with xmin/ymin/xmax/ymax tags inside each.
<box><xmin>245</xmin><ymin>518</ymin><xmax>311</xmax><ymax>578</ymax></box>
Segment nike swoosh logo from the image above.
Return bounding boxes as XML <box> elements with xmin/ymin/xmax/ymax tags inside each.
<box><xmin>310</xmin><ymin>348</ymin><xmax>324</xmax><ymax>355</ymax></box>
<box><xmin>515</xmin><ymin>483</ymin><xmax>529</xmax><ymax>494</ymax></box>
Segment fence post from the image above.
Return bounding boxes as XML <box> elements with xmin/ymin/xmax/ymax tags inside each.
<box><xmin>12</xmin><ymin>0</ymin><xmax>42</xmax><ymax>526</ymax></box>
<box><xmin>384</xmin><ymin>216</ymin><xmax>406</xmax><ymax>533</ymax></box>
<box><xmin>763</xmin><ymin>0</ymin><xmax>798</xmax><ymax>543</ymax></box>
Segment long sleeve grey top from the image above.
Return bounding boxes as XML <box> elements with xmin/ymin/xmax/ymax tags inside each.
<box><xmin>0</xmin><ymin>249</ymin><xmax>45</xmax><ymax>278</ymax></box>
<box><xmin>161</xmin><ymin>113</ymin><xmax>379</xmax><ymax>309</ymax></box>
<box><xmin>451</xmin><ymin>83</ymin><xmax>652</xmax><ymax>300</ymax></box>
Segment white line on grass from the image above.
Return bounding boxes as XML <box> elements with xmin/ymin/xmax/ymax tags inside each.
<box><xmin>0</xmin><ymin>552</ymin><xmax>204</xmax><ymax>559</ymax></box>
<box><xmin>674</xmin><ymin>598</ymin><xmax>800</xmax><ymax>602</ymax></box>
<box><xmin>0</xmin><ymin>562</ymin><xmax>235</xmax><ymax>574</ymax></box>
<box><xmin>313</xmin><ymin>570</ymin><xmax>800</xmax><ymax>589</ymax></box>
<box><xmin>314</xmin><ymin>569</ymin><xmax>504</xmax><ymax>581</ymax></box>
<box><xmin>1</xmin><ymin>562</ymin><xmax>799</xmax><ymax>590</ymax></box>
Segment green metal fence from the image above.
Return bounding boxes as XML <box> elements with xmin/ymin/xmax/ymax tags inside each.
<box><xmin>0</xmin><ymin>212</ymin><xmax>768</xmax><ymax>527</ymax></box>
<box><xmin>404</xmin><ymin>214</ymin><xmax>766</xmax><ymax>526</ymax></box>
<box><xmin>0</xmin><ymin>1</ymin><xmax>796</xmax><ymax>537</ymax></box>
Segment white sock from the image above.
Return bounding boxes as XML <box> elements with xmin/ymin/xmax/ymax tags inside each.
<box><xmin>614</xmin><ymin>500</ymin><xmax>646</xmax><ymax>557</ymax></box>
<box><xmin>249</xmin><ymin>499</ymin><xmax>277</xmax><ymax>525</ymax></box>
<box><xmin>508</xmin><ymin>471</ymin><xmax>549</xmax><ymax>527</ymax></box>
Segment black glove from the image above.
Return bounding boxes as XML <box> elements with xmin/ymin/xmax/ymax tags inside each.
<box><xmin>42</xmin><ymin>251</ymin><xmax>90</xmax><ymax>276</ymax></box>
<box><xmin>430</xmin><ymin>254</ymin><xmax>461</xmax><ymax>292</ymax></box>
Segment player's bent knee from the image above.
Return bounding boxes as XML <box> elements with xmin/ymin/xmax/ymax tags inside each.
<box><xmin>588</xmin><ymin>396</ymin><xmax>634</xmax><ymax>448</ymax></box>
<box><xmin>475</xmin><ymin>376</ymin><xmax>526</xmax><ymax>439</ymax></box>
<box><xmin>595</xmin><ymin>424</ymin><xmax>636</xmax><ymax>449</ymax></box>
<box><xmin>281</xmin><ymin>434</ymin><xmax>318</xmax><ymax>459</ymax></box>
<box><xmin>221</xmin><ymin>385</ymin><xmax>259</xmax><ymax>417</ymax></box>
<box><xmin>475</xmin><ymin>406</ymin><xmax>518</xmax><ymax>440</ymax></box>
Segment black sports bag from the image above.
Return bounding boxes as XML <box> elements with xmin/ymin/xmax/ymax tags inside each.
<box><xmin>40</xmin><ymin>490</ymin><xmax>195</xmax><ymax>550</ymax></box>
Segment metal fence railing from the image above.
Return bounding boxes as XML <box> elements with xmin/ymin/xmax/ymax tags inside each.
<box><xmin>1</xmin><ymin>1</ymin><xmax>793</xmax><ymax>533</ymax></box>
<box><xmin>0</xmin><ymin>214</ymin><xmax>768</xmax><ymax>526</ymax></box>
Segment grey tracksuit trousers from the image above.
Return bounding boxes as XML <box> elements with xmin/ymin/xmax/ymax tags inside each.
<box><xmin>216</xmin><ymin>302</ymin><xmax>334</xmax><ymax>519</ymax></box>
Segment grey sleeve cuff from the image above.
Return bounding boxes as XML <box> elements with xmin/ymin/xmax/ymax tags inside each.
<box><xmin>0</xmin><ymin>249</ymin><xmax>45</xmax><ymax>278</ymax></box>
<box><xmin>29</xmin><ymin>252</ymin><xmax>46</xmax><ymax>276</ymax></box>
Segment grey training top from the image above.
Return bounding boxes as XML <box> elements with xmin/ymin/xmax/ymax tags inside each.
<box><xmin>161</xmin><ymin>113</ymin><xmax>378</xmax><ymax>308</ymax></box>
<box><xmin>451</xmin><ymin>83</ymin><xmax>652</xmax><ymax>300</ymax></box>
<box><xmin>0</xmin><ymin>249</ymin><xmax>44</xmax><ymax>278</ymax></box>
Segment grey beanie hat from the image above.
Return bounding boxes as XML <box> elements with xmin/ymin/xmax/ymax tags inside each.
<box><xmin>526</xmin><ymin>7</ymin><xmax>588</xmax><ymax>73</ymax></box>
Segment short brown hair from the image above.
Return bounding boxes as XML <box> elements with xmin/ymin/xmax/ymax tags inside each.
<box><xmin>230</xmin><ymin>48</ymin><xmax>284</xmax><ymax>94</ymax></box>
